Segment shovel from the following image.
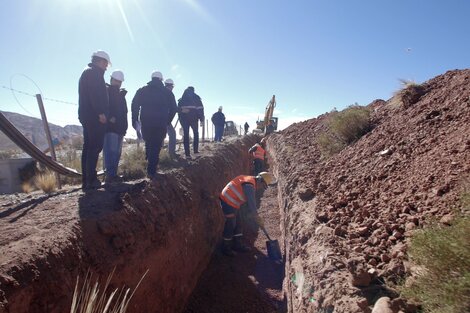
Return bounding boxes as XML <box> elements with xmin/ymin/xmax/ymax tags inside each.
<box><xmin>258</xmin><ymin>224</ymin><xmax>283</xmax><ymax>262</ymax></box>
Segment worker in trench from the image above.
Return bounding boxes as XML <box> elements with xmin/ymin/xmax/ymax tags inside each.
<box><xmin>219</xmin><ymin>171</ymin><xmax>275</xmax><ymax>256</ymax></box>
<box><xmin>248</xmin><ymin>137</ymin><xmax>267</xmax><ymax>175</ymax></box>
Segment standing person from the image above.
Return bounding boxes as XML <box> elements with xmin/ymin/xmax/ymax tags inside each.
<box><xmin>211</xmin><ymin>106</ymin><xmax>225</xmax><ymax>142</ymax></box>
<box><xmin>178</xmin><ymin>86</ymin><xmax>204</xmax><ymax>159</ymax></box>
<box><xmin>244</xmin><ymin>122</ymin><xmax>249</xmax><ymax>135</ymax></box>
<box><xmin>131</xmin><ymin>71</ymin><xmax>177</xmax><ymax>180</ymax></box>
<box><xmin>249</xmin><ymin>137</ymin><xmax>266</xmax><ymax>175</ymax></box>
<box><xmin>164</xmin><ymin>78</ymin><xmax>178</xmax><ymax>158</ymax></box>
<box><xmin>219</xmin><ymin>172</ymin><xmax>274</xmax><ymax>256</ymax></box>
<box><xmin>78</xmin><ymin>50</ymin><xmax>110</xmax><ymax>190</ymax></box>
<box><xmin>103</xmin><ymin>70</ymin><xmax>127</xmax><ymax>183</ymax></box>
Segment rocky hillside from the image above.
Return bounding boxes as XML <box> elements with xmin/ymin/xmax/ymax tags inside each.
<box><xmin>268</xmin><ymin>69</ymin><xmax>470</xmax><ymax>312</ymax></box>
<box><xmin>0</xmin><ymin>111</ymin><xmax>82</xmax><ymax>151</ymax></box>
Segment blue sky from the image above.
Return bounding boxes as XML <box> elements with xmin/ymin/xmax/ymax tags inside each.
<box><xmin>0</xmin><ymin>0</ymin><xmax>469</xmax><ymax>136</ymax></box>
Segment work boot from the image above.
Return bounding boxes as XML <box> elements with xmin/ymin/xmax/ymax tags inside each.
<box><xmin>221</xmin><ymin>240</ymin><xmax>236</xmax><ymax>257</ymax></box>
<box><xmin>233</xmin><ymin>236</ymin><xmax>251</xmax><ymax>253</ymax></box>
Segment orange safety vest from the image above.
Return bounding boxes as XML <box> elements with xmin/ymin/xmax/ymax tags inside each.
<box><xmin>252</xmin><ymin>144</ymin><xmax>265</xmax><ymax>160</ymax></box>
<box><xmin>219</xmin><ymin>175</ymin><xmax>256</xmax><ymax>209</ymax></box>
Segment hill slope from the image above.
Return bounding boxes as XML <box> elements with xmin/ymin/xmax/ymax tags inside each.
<box><xmin>0</xmin><ymin>111</ymin><xmax>82</xmax><ymax>151</ymax></box>
<box><xmin>268</xmin><ymin>69</ymin><xmax>470</xmax><ymax>312</ymax></box>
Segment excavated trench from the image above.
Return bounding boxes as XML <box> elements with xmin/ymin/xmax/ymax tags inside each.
<box><xmin>0</xmin><ymin>135</ymin><xmax>286</xmax><ymax>313</ymax></box>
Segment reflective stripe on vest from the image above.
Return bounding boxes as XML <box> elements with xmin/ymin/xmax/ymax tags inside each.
<box><xmin>252</xmin><ymin>144</ymin><xmax>265</xmax><ymax>160</ymax></box>
<box><xmin>219</xmin><ymin>175</ymin><xmax>256</xmax><ymax>209</ymax></box>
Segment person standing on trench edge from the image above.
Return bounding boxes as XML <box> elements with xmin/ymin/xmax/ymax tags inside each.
<box><xmin>103</xmin><ymin>70</ymin><xmax>128</xmax><ymax>184</ymax></box>
<box><xmin>178</xmin><ymin>86</ymin><xmax>204</xmax><ymax>159</ymax></box>
<box><xmin>78</xmin><ymin>50</ymin><xmax>111</xmax><ymax>190</ymax></box>
<box><xmin>131</xmin><ymin>71</ymin><xmax>177</xmax><ymax>180</ymax></box>
<box><xmin>219</xmin><ymin>172</ymin><xmax>275</xmax><ymax>256</ymax></box>
<box><xmin>164</xmin><ymin>78</ymin><xmax>178</xmax><ymax>159</ymax></box>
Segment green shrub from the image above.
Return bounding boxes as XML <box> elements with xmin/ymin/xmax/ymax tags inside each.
<box><xmin>120</xmin><ymin>144</ymin><xmax>146</xmax><ymax>179</ymax></box>
<box><xmin>400</xmin><ymin>216</ymin><xmax>470</xmax><ymax>313</ymax></box>
<box><xmin>317</xmin><ymin>105</ymin><xmax>371</xmax><ymax>157</ymax></box>
<box><xmin>56</xmin><ymin>149</ymin><xmax>82</xmax><ymax>186</ymax></box>
<box><xmin>329</xmin><ymin>105</ymin><xmax>371</xmax><ymax>144</ymax></box>
<box><xmin>316</xmin><ymin>132</ymin><xmax>346</xmax><ymax>158</ymax></box>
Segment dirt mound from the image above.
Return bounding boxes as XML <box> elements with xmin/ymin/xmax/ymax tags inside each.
<box><xmin>268</xmin><ymin>69</ymin><xmax>470</xmax><ymax>312</ymax></box>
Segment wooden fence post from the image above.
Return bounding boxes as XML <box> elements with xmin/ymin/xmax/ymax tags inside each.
<box><xmin>36</xmin><ymin>94</ymin><xmax>61</xmax><ymax>189</ymax></box>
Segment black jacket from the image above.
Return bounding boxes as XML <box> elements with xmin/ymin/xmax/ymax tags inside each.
<box><xmin>78</xmin><ymin>63</ymin><xmax>108</xmax><ymax>125</ymax></box>
<box><xmin>211</xmin><ymin>111</ymin><xmax>225</xmax><ymax>127</ymax></box>
<box><xmin>106</xmin><ymin>85</ymin><xmax>128</xmax><ymax>136</ymax></box>
<box><xmin>178</xmin><ymin>88</ymin><xmax>204</xmax><ymax>123</ymax></box>
<box><xmin>131</xmin><ymin>78</ymin><xmax>177</xmax><ymax>129</ymax></box>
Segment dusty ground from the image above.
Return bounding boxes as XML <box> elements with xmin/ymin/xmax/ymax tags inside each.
<box><xmin>184</xmin><ymin>187</ymin><xmax>285</xmax><ymax>313</ymax></box>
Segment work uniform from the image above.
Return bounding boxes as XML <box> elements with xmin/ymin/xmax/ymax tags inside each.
<box><xmin>103</xmin><ymin>85</ymin><xmax>128</xmax><ymax>179</ymax></box>
<box><xmin>211</xmin><ymin>110</ymin><xmax>225</xmax><ymax>142</ymax></box>
<box><xmin>249</xmin><ymin>143</ymin><xmax>266</xmax><ymax>175</ymax></box>
<box><xmin>131</xmin><ymin>78</ymin><xmax>177</xmax><ymax>177</ymax></box>
<box><xmin>78</xmin><ymin>63</ymin><xmax>109</xmax><ymax>188</ymax></box>
<box><xmin>219</xmin><ymin>175</ymin><xmax>257</xmax><ymax>251</ymax></box>
<box><xmin>178</xmin><ymin>87</ymin><xmax>204</xmax><ymax>157</ymax></box>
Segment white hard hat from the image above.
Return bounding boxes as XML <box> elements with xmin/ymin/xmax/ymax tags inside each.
<box><xmin>218</xmin><ymin>106</ymin><xmax>223</xmax><ymax>111</ymax></box>
<box><xmin>92</xmin><ymin>50</ymin><xmax>111</xmax><ymax>65</ymax></box>
<box><xmin>111</xmin><ymin>70</ymin><xmax>124</xmax><ymax>82</ymax></box>
<box><xmin>151</xmin><ymin>71</ymin><xmax>163</xmax><ymax>80</ymax></box>
<box><xmin>164</xmin><ymin>78</ymin><xmax>174</xmax><ymax>85</ymax></box>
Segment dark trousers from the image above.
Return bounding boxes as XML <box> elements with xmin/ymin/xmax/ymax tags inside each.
<box><xmin>214</xmin><ymin>124</ymin><xmax>224</xmax><ymax>141</ymax></box>
<box><xmin>142</xmin><ymin>126</ymin><xmax>167</xmax><ymax>176</ymax></box>
<box><xmin>253</xmin><ymin>159</ymin><xmax>264</xmax><ymax>175</ymax></box>
<box><xmin>220</xmin><ymin>200</ymin><xmax>242</xmax><ymax>240</ymax></box>
<box><xmin>81</xmin><ymin>123</ymin><xmax>106</xmax><ymax>187</ymax></box>
<box><xmin>181</xmin><ymin>118</ymin><xmax>199</xmax><ymax>156</ymax></box>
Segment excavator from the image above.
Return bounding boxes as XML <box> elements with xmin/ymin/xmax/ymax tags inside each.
<box><xmin>254</xmin><ymin>95</ymin><xmax>278</xmax><ymax>134</ymax></box>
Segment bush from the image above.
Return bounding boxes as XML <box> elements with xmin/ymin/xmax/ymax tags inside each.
<box><xmin>34</xmin><ymin>171</ymin><xmax>57</xmax><ymax>194</ymax></box>
<box><xmin>120</xmin><ymin>144</ymin><xmax>147</xmax><ymax>179</ymax></box>
<box><xmin>316</xmin><ymin>132</ymin><xmax>346</xmax><ymax>157</ymax></box>
<box><xmin>56</xmin><ymin>149</ymin><xmax>82</xmax><ymax>186</ymax></box>
<box><xmin>329</xmin><ymin>105</ymin><xmax>372</xmax><ymax>144</ymax></box>
<box><xmin>317</xmin><ymin>105</ymin><xmax>371</xmax><ymax>157</ymax></box>
<box><xmin>400</xmin><ymin>216</ymin><xmax>470</xmax><ymax>313</ymax></box>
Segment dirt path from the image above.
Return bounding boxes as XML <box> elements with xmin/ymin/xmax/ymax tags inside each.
<box><xmin>183</xmin><ymin>186</ymin><xmax>285</xmax><ymax>313</ymax></box>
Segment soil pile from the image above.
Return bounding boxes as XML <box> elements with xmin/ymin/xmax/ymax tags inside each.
<box><xmin>268</xmin><ymin>69</ymin><xmax>470</xmax><ymax>312</ymax></box>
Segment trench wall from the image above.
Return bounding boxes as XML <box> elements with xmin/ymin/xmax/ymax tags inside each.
<box><xmin>0</xmin><ymin>136</ymin><xmax>257</xmax><ymax>313</ymax></box>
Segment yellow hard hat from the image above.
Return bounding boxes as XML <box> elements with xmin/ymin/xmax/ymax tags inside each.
<box><xmin>258</xmin><ymin>172</ymin><xmax>274</xmax><ymax>185</ymax></box>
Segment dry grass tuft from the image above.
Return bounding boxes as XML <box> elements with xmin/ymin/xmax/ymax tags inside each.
<box><xmin>71</xmin><ymin>269</ymin><xmax>148</xmax><ymax>313</ymax></box>
<box><xmin>390</xmin><ymin>79</ymin><xmax>425</xmax><ymax>108</ymax></box>
<box><xmin>34</xmin><ymin>171</ymin><xmax>57</xmax><ymax>194</ymax></box>
<box><xmin>21</xmin><ymin>181</ymin><xmax>35</xmax><ymax>193</ymax></box>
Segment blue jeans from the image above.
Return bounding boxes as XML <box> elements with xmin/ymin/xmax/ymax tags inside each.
<box><xmin>214</xmin><ymin>124</ymin><xmax>224</xmax><ymax>141</ymax></box>
<box><xmin>167</xmin><ymin>124</ymin><xmax>176</xmax><ymax>156</ymax></box>
<box><xmin>103</xmin><ymin>132</ymin><xmax>123</xmax><ymax>177</ymax></box>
